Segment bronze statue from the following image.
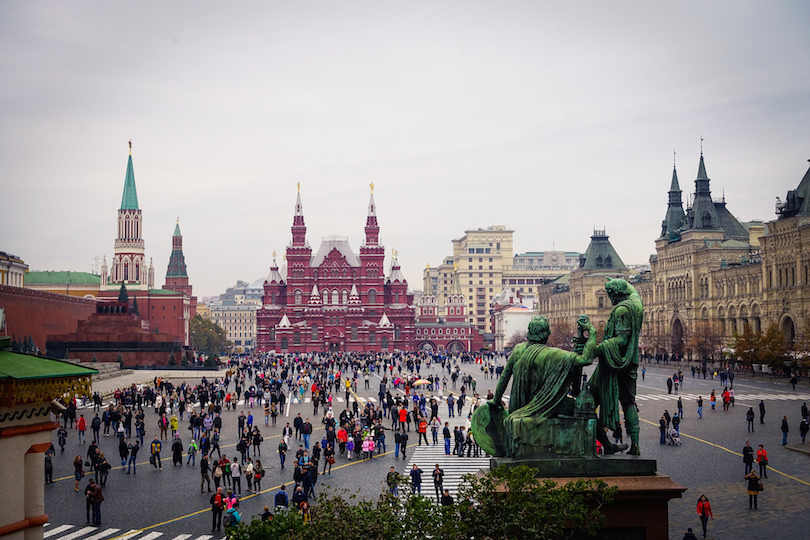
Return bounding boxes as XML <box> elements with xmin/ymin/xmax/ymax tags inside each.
<box><xmin>472</xmin><ymin>316</ymin><xmax>597</xmax><ymax>458</ymax></box>
<box><xmin>588</xmin><ymin>278</ymin><xmax>644</xmax><ymax>455</ymax></box>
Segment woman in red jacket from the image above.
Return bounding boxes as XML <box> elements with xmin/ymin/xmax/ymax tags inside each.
<box><xmin>756</xmin><ymin>444</ymin><xmax>769</xmax><ymax>478</ymax></box>
<box><xmin>696</xmin><ymin>494</ymin><xmax>713</xmax><ymax>539</ymax></box>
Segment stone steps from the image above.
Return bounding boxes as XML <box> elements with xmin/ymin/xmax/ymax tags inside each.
<box><xmin>65</xmin><ymin>359</ymin><xmax>134</xmax><ymax>381</ymax></box>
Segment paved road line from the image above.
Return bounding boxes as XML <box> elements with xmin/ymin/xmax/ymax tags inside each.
<box><xmin>169</xmin><ymin>534</ymin><xmax>191</xmax><ymax>540</ymax></box>
<box><xmin>138</xmin><ymin>532</ymin><xmax>163</xmax><ymax>540</ymax></box>
<box><xmin>45</xmin><ymin>525</ymin><xmax>74</xmax><ymax>537</ymax></box>
<box><xmin>639</xmin><ymin>418</ymin><xmax>810</xmax><ymax>486</ymax></box>
<box><xmin>82</xmin><ymin>529</ymin><xmax>122</xmax><ymax>540</ymax></box>
<box><xmin>56</xmin><ymin>526</ymin><xmax>97</xmax><ymax>540</ymax></box>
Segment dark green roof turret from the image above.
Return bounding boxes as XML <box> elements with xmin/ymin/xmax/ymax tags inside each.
<box><xmin>696</xmin><ymin>152</ymin><xmax>709</xmax><ymax>180</ymax></box>
<box><xmin>173</xmin><ymin>220</ymin><xmax>182</xmax><ymax>237</ymax></box>
<box><xmin>579</xmin><ymin>229</ymin><xmax>626</xmax><ymax>270</ymax></box>
<box><xmin>120</xmin><ymin>146</ymin><xmax>139</xmax><ymax>210</ymax></box>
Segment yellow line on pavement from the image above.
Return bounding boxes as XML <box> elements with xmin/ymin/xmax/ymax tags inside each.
<box><xmin>639</xmin><ymin>418</ymin><xmax>810</xmax><ymax>486</ymax></box>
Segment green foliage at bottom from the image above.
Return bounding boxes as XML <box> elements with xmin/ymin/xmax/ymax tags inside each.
<box><xmin>225</xmin><ymin>465</ymin><xmax>616</xmax><ymax>540</ymax></box>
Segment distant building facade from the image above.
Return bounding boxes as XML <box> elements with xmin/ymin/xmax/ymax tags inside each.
<box><xmin>414</xmin><ymin>268</ymin><xmax>484</xmax><ymax>353</ymax></box>
<box><xmin>425</xmin><ymin>229</ymin><xmax>579</xmax><ymax>336</ymax></box>
<box><xmin>256</xmin><ymin>187</ymin><xmax>416</xmax><ymax>353</ymax></box>
<box><xmin>0</xmin><ymin>252</ymin><xmax>27</xmax><ymax>287</ymax></box>
<box><xmin>491</xmin><ymin>287</ymin><xmax>536</xmax><ymax>351</ymax></box>
<box><xmin>207</xmin><ymin>281</ymin><xmax>261</xmax><ymax>352</ymax></box>
<box><xmin>632</xmin><ymin>152</ymin><xmax>766</xmax><ymax>355</ymax></box>
<box><xmin>539</xmin><ymin>151</ymin><xmax>810</xmax><ymax>361</ymax></box>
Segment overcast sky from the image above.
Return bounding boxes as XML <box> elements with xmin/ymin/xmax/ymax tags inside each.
<box><xmin>2</xmin><ymin>2</ymin><xmax>809</xmax><ymax>299</ymax></box>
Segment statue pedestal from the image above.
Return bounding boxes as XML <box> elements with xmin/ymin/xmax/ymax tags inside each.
<box><xmin>486</xmin><ymin>458</ymin><xmax>685</xmax><ymax>540</ymax></box>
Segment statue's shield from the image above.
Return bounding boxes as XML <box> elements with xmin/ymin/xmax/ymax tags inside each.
<box><xmin>470</xmin><ymin>401</ymin><xmax>509</xmax><ymax>457</ymax></box>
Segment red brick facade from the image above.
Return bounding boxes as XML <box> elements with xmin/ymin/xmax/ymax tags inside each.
<box><xmin>0</xmin><ymin>285</ymin><xmax>96</xmax><ymax>354</ymax></box>
<box><xmin>256</xmin><ymin>190</ymin><xmax>416</xmax><ymax>353</ymax></box>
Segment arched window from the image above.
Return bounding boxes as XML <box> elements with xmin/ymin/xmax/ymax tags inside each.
<box><xmin>322</xmin><ymin>289</ymin><xmax>329</xmax><ymax>304</ymax></box>
<box><xmin>281</xmin><ymin>337</ymin><xmax>288</xmax><ymax>350</ymax></box>
<box><xmin>342</xmin><ymin>289</ymin><xmax>348</xmax><ymax>304</ymax></box>
<box><xmin>293</xmin><ymin>332</ymin><xmax>301</xmax><ymax>345</ymax></box>
<box><xmin>381</xmin><ymin>336</ymin><xmax>388</xmax><ymax>349</ymax></box>
<box><xmin>369</xmin><ymin>330</ymin><xmax>376</xmax><ymax>343</ymax></box>
<box><xmin>311</xmin><ymin>325</ymin><xmax>318</xmax><ymax>339</ymax></box>
<box><xmin>368</xmin><ymin>289</ymin><xmax>377</xmax><ymax>304</ymax></box>
<box><xmin>294</xmin><ymin>289</ymin><xmax>303</xmax><ymax>305</ymax></box>
<box><xmin>332</xmin><ymin>290</ymin><xmax>339</xmax><ymax>304</ymax></box>
<box><xmin>351</xmin><ymin>325</ymin><xmax>358</xmax><ymax>340</ymax></box>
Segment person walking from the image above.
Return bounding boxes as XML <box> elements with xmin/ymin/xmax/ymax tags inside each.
<box><xmin>800</xmin><ymin>417</ymin><xmax>809</xmax><ymax>443</ymax></box>
<box><xmin>244</xmin><ymin>458</ymin><xmax>254</xmax><ymax>493</ymax></box>
<box><xmin>432</xmin><ymin>464</ymin><xmax>444</xmax><ymax>501</ymax></box>
<box><xmin>77</xmin><ymin>414</ymin><xmax>87</xmax><ymax>444</ymax></box>
<box><xmin>200</xmin><ymin>454</ymin><xmax>212</xmax><ymax>493</ymax></box>
<box><xmin>682</xmin><ymin>527</ymin><xmax>699</xmax><ymax>540</ymax></box>
<box><xmin>150</xmin><ymin>436</ymin><xmax>162</xmax><ymax>471</ymax></box>
<box><xmin>400</xmin><ymin>429</ymin><xmax>409</xmax><ymax>460</ymax></box>
<box><xmin>759</xmin><ymin>400</ymin><xmax>766</xmax><ymax>424</ymax></box>
<box><xmin>696</xmin><ymin>396</ymin><xmax>703</xmax><ymax>419</ymax></box>
<box><xmin>746</xmin><ymin>469</ymin><xmax>762</xmax><ymax>509</ymax></box>
<box><xmin>756</xmin><ymin>444</ymin><xmax>769</xmax><ymax>478</ymax></box>
<box><xmin>274</xmin><ymin>485</ymin><xmax>289</xmax><ymax>511</ymax></box>
<box><xmin>743</xmin><ymin>441</ymin><xmax>754</xmax><ymax>476</ymax></box>
<box><xmin>659</xmin><ymin>415</ymin><xmax>667</xmax><ymax>445</ymax></box>
<box><xmin>230</xmin><ymin>456</ymin><xmax>242</xmax><ymax>494</ymax></box>
<box><xmin>73</xmin><ymin>455</ymin><xmax>84</xmax><ymax>492</ymax></box>
<box><xmin>278</xmin><ymin>439</ymin><xmax>287</xmax><ymax>469</ymax></box>
<box><xmin>127</xmin><ymin>440</ymin><xmax>139</xmax><ymax>474</ymax></box>
<box><xmin>781</xmin><ymin>415</ymin><xmax>790</xmax><ymax>446</ymax></box>
<box><xmin>746</xmin><ymin>407</ymin><xmax>755</xmax><ymax>432</ymax></box>
<box><xmin>210</xmin><ymin>486</ymin><xmax>225</xmax><ymax>531</ymax></box>
<box><xmin>90</xmin><ymin>479</ymin><xmax>104</xmax><ymax>526</ymax></box>
<box><xmin>696</xmin><ymin>495</ymin><xmax>712</xmax><ymax>539</ymax></box>
<box><xmin>323</xmin><ymin>443</ymin><xmax>334</xmax><ymax>475</ymax></box>
<box><xmin>253</xmin><ymin>460</ymin><xmax>264</xmax><ymax>492</ymax></box>
<box><xmin>410</xmin><ymin>464</ymin><xmax>424</xmax><ymax>494</ymax></box>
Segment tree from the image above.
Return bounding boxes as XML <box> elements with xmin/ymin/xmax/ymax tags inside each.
<box><xmin>547</xmin><ymin>318</ymin><xmax>574</xmax><ymax>350</ymax></box>
<box><xmin>761</xmin><ymin>323</ymin><xmax>789</xmax><ymax>371</ymax></box>
<box><xmin>734</xmin><ymin>323</ymin><xmax>789</xmax><ymax>372</ymax></box>
<box><xmin>190</xmin><ymin>314</ymin><xmax>230</xmax><ymax>357</ymax></box>
<box><xmin>227</xmin><ymin>465</ymin><xmax>615</xmax><ymax>540</ymax></box>
<box><xmin>132</xmin><ymin>296</ymin><xmax>140</xmax><ymax>316</ymax></box>
<box><xmin>505</xmin><ymin>330</ymin><xmax>527</xmax><ymax>349</ymax></box>
<box><xmin>168</xmin><ymin>352</ymin><xmax>176</xmax><ymax>366</ymax></box>
<box><xmin>687</xmin><ymin>320</ymin><xmax>726</xmax><ymax>362</ymax></box>
<box><xmin>733</xmin><ymin>323</ymin><xmax>764</xmax><ymax>370</ymax></box>
<box><xmin>117</xmin><ymin>282</ymin><xmax>128</xmax><ymax>303</ymax></box>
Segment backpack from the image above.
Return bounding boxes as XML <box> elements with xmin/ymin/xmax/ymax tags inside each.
<box><xmin>223</xmin><ymin>510</ymin><xmax>233</xmax><ymax>528</ymax></box>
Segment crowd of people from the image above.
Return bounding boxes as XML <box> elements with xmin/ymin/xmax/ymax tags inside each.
<box><xmin>51</xmin><ymin>351</ymin><xmax>503</xmax><ymax>531</ymax></box>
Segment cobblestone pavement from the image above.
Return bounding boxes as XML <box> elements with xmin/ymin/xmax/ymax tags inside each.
<box><xmin>43</xmin><ymin>362</ymin><xmax>810</xmax><ymax>539</ymax></box>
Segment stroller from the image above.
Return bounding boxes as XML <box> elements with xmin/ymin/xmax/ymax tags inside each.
<box><xmin>666</xmin><ymin>428</ymin><xmax>681</xmax><ymax>446</ymax></box>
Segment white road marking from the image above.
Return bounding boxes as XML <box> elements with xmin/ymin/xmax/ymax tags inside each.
<box><xmin>45</xmin><ymin>526</ymin><xmax>74</xmax><ymax>538</ymax></box>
